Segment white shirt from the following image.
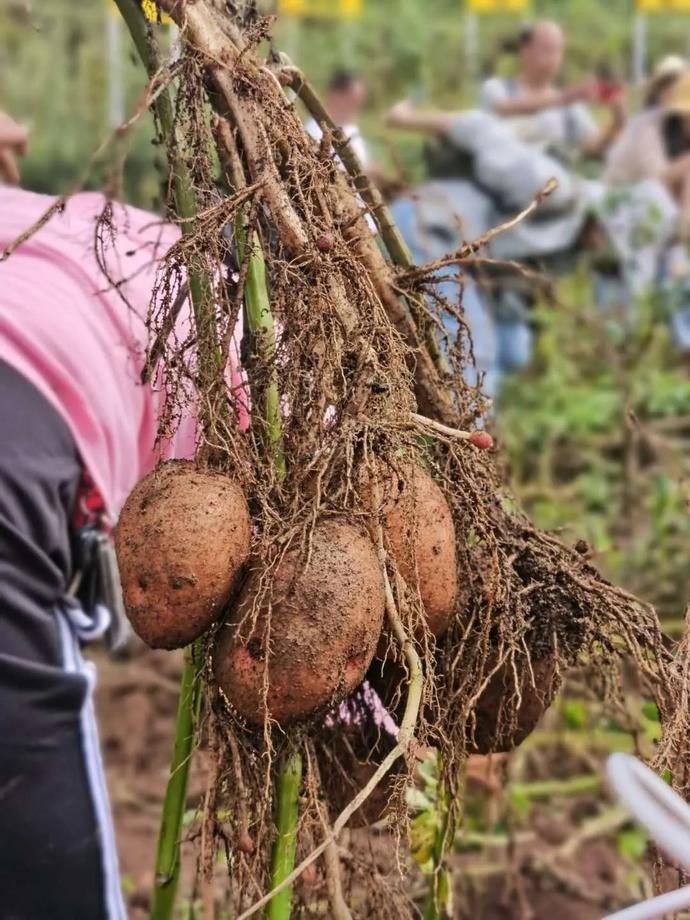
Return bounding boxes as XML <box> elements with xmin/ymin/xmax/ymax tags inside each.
<box><xmin>479</xmin><ymin>77</ymin><xmax>598</xmax><ymax>158</ymax></box>
<box><xmin>304</xmin><ymin>117</ymin><xmax>370</xmax><ymax>169</ymax></box>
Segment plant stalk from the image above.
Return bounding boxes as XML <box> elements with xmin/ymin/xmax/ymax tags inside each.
<box><xmin>423</xmin><ymin>770</ymin><xmax>453</xmax><ymax>920</ymax></box>
<box><xmin>151</xmin><ymin>644</ymin><xmax>202</xmax><ymax>920</ymax></box>
<box><xmin>283</xmin><ymin>64</ymin><xmax>443</xmax><ymax>370</ymax></box>
<box><xmin>238</xmin><ymin>225</ymin><xmax>298</xmax><ymax>914</ymax></box>
<box><xmin>234</xmin><ymin>216</ymin><xmax>286</xmax><ymax>478</ymax></box>
<box><xmin>113</xmin><ymin>7</ymin><xmax>225</xmax><ymax>920</ymax></box>
<box><xmin>266</xmin><ymin>750</ymin><xmax>303</xmax><ymax>920</ymax></box>
<box><xmin>114</xmin><ymin>0</ymin><xmax>223</xmax><ymax>410</ymax></box>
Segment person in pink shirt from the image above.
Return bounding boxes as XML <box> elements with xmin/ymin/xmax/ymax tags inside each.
<box><xmin>0</xmin><ymin>116</ymin><xmax>243</xmax><ymax>919</ymax></box>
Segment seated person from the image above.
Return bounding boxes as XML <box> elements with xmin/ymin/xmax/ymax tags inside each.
<box><xmin>480</xmin><ymin>21</ymin><xmax>626</xmax><ymax>162</ymax></box>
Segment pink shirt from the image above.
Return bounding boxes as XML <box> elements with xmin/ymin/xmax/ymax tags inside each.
<box><xmin>0</xmin><ymin>187</ymin><xmax>244</xmax><ymax>519</ymax></box>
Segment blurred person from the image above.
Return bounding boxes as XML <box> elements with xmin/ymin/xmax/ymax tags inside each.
<box><xmin>645</xmin><ymin>55</ymin><xmax>687</xmax><ymax>107</ymax></box>
<box><xmin>305</xmin><ymin>68</ymin><xmax>370</xmax><ymax>167</ymax></box>
<box><xmin>386</xmin><ymin>82</ymin><xmax>608</xmax><ymax>389</ymax></box>
<box><xmin>605</xmin><ymin>70</ymin><xmax>690</xmax><ymax>349</ymax></box>
<box><xmin>0</xmin><ymin>124</ymin><xmax>244</xmax><ymax>918</ymax></box>
<box><xmin>480</xmin><ymin>21</ymin><xmax>626</xmax><ymax>161</ymax></box>
<box><xmin>604</xmin><ymin>57</ymin><xmax>688</xmax><ymax>189</ymax></box>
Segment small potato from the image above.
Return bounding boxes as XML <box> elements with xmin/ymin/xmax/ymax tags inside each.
<box><xmin>468</xmin><ymin>655</ymin><xmax>559</xmax><ymax>754</ymax></box>
<box><xmin>369</xmin><ymin>652</ymin><xmax>559</xmax><ymax>756</ymax></box>
<box><xmin>213</xmin><ymin>520</ymin><xmax>385</xmax><ymax>725</ymax></box>
<box><xmin>115</xmin><ymin>461</ymin><xmax>251</xmax><ymax>649</ymax></box>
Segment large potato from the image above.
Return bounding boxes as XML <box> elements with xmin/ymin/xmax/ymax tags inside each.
<box><xmin>213</xmin><ymin>520</ymin><xmax>385</xmax><ymax>725</ymax></box>
<box><xmin>115</xmin><ymin>460</ymin><xmax>251</xmax><ymax>649</ymax></box>
<box><xmin>381</xmin><ymin>467</ymin><xmax>458</xmax><ymax>639</ymax></box>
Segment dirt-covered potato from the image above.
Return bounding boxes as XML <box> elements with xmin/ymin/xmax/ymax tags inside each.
<box><xmin>115</xmin><ymin>460</ymin><xmax>251</xmax><ymax>650</ymax></box>
<box><xmin>213</xmin><ymin>520</ymin><xmax>385</xmax><ymax>725</ymax></box>
<box><xmin>368</xmin><ymin>652</ymin><xmax>559</xmax><ymax>756</ymax></box>
<box><xmin>468</xmin><ymin>656</ymin><xmax>559</xmax><ymax>754</ymax></box>
<box><xmin>381</xmin><ymin>467</ymin><xmax>458</xmax><ymax>639</ymax></box>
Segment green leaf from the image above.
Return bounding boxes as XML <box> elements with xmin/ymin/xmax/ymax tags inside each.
<box><xmin>562</xmin><ymin>699</ymin><xmax>587</xmax><ymax>730</ymax></box>
<box><xmin>617</xmin><ymin>827</ymin><xmax>648</xmax><ymax>863</ymax></box>
<box><xmin>510</xmin><ymin>788</ymin><xmax>532</xmax><ymax>821</ymax></box>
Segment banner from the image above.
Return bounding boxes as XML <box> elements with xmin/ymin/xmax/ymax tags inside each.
<box><xmin>467</xmin><ymin>0</ymin><xmax>529</xmax><ymax>11</ymax></box>
<box><xmin>141</xmin><ymin>0</ymin><xmax>173</xmax><ymax>21</ymax></box>
<box><xmin>277</xmin><ymin>0</ymin><xmax>362</xmax><ymax>19</ymax></box>
<box><xmin>637</xmin><ymin>0</ymin><xmax>690</xmax><ymax>9</ymax></box>
<box><xmin>108</xmin><ymin>1</ymin><xmax>173</xmax><ymax>24</ymax></box>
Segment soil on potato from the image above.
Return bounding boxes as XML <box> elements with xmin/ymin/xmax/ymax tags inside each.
<box><xmin>95</xmin><ymin>645</ymin><xmax>642</xmax><ymax>919</ymax></box>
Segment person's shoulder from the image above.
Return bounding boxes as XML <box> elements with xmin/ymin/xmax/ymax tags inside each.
<box><xmin>0</xmin><ymin>184</ymin><xmax>56</xmax><ymax>227</ymax></box>
<box><xmin>479</xmin><ymin>75</ymin><xmax>510</xmax><ymax>107</ymax></box>
<box><xmin>635</xmin><ymin>107</ymin><xmax>663</xmax><ymax>127</ymax></box>
<box><xmin>481</xmin><ymin>75</ymin><xmax>509</xmax><ymax>94</ymax></box>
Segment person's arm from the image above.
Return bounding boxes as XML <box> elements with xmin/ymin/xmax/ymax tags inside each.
<box><xmin>0</xmin><ymin>114</ymin><xmax>29</xmax><ymax>185</ymax></box>
<box><xmin>580</xmin><ymin>94</ymin><xmax>627</xmax><ymax>159</ymax></box>
<box><xmin>482</xmin><ymin>77</ymin><xmax>593</xmax><ymax>118</ymax></box>
<box><xmin>0</xmin><ymin>115</ymin><xmax>28</xmax><ymax>149</ymax></box>
<box><xmin>386</xmin><ymin>99</ymin><xmax>457</xmax><ymax>136</ymax></box>
<box><xmin>489</xmin><ymin>88</ymin><xmax>576</xmax><ymax>117</ymax></box>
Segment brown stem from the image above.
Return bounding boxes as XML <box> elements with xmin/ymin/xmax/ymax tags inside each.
<box><xmin>326</xmin><ymin>168</ymin><xmax>455</xmax><ymax>423</ymax></box>
<box><xmin>167</xmin><ymin>0</ymin><xmax>309</xmax><ymax>255</ymax></box>
<box><xmin>282</xmin><ymin>63</ymin><xmax>444</xmax><ymax>369</ymax></box>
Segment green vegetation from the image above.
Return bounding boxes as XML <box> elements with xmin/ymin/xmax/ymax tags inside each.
<box><xmin>501</xmin><ymin>269</ymin><xmax>690</xmax><ymax>623</ymax></box>
<box><xmin>5</xmin><ymin>0</ymin><xmax>690</xmax><ymax>200</ymax></box>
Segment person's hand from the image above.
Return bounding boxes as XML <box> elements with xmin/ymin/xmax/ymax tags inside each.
<box><xmin>605</xmin><ymin>87</ymin><xmax>628</xmax><ymax>125</ymax></box>
<box><xmin>386</xmin><ymin>98</ymin><xmax>417</xmax><ymax>127</ymax></box>
<box><xmin>0</xmin><ymin>113</ymin><xmax>29</xmax><ymax>185</ymax></box>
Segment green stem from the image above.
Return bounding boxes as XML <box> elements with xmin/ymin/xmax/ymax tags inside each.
<box><xmin>423</xmin><ymin>771</ymin><xmax>452</xmax><ymax>920</ymax></box>
<box><xmin>234</xmin><ymin>216</ymin><xmax>286</xmax><ymax>478</ymax></box>
<box><xmin>266</xmin><ymin>751</ymin><xmax>303</xmax><ymax>920</ymax></box>
<box><xmin>113</xmin><ymin>7</ymin><xmax>223</xmax><ymax>920</ymax></box>
<box><xmin>235</xmin><ymin>219</ymin><xmax>300</xmax><ymax>915</ymax></box>
<box><xmin>510</xmin><ymin>773</ymin><xmax>601</xmax><ymax>801</ymax></box>
<box><xmin>114</xmin><ymin>0</ymin><xmax>222</xmax><ymax>398</ymax></box>
<box><xmin>151</xmin><ymin>644</ymin><xmax>202</xmax><ymax>920</ymax></box>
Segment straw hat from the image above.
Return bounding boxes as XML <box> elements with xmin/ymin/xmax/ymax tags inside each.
<box><xmin>664</xmin><ymin>70</ymin><xmax>690</xmax><ymax>115</ymax></box>
<box><xmin>653</xmin><ymin>54</ymin><xmax>687</xmax><ymax>81</ymax></box>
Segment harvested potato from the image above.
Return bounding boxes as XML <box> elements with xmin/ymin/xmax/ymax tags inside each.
<box><xmin>213</xmin><ymin>520</ymin><xmax>385</xmax><ymax>725</ymax></box>
<box><xmin>115</xmin><ymin>460</ymin><xmax>251</xmax><ymax>649</ymax></box>
<box><xmin>373</xmin><ymin>466</ymin><xmax>458</xmax><ymax>638</ymax></box>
